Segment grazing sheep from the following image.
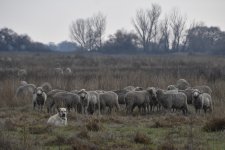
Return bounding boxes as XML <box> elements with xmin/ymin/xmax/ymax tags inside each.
<box><xmin>47</xmin><ymin>107</ymin><xmax>68</xmax><ymax>126</ymax></box>
<box><xmin>20</xmin><ymin>80</ymin><xmax>28</xmax><ymax>86</ymax></box>
<box><xmin>125</xmin><ymin>88</ymin><xmax>156</xmax><ymax>114</ymax></box>
<box><xmin>16</xmin><ymin>83</ymin><xmax>48</xmax><ymax>111</ymax></box>
<box><xmin>113</xmin><ymin>89</ymin><xmax>129</xmax><ymax>105</ymax></box>
<box><xmin>99</xmin><ymin>91</ymin><xmax>120</xmax><ymax>114</ymax></box>
<box><xmin>52</xmin><ymin>92</ymin><xmax>81</xmax><ymax>113</ymax></box>
<box><xmin>54</xmin><ymin>67</ymin><xmax>64</xmax><ymax>75</ymax></box>
<box><xmin>176</xmin><ymin>79</ymin><xmax>190</xmax><ymax>90</ymax></box>
<box><xmin>41</xmin><ymin>82</ymin><xmax>52</xmax><ymax>93</ymax></box>
<box><xmin>167</xmin><ymin>85</ymin><xmax>178</xmax><ymax>90</ymax></box>
<box><xmin>124</xmin><ymin>86</ymin><xmax>136</xmax><ymax>91</ymax></box>
<box><xmin>192</xmin><ymin>89</ymin><xmax>213</xmax><ymax>114</ymax></box>
<box><xmin>65</xmin><ymin>67</ymin><xmax>72</xmax><ymax>74</ymax></box>
<box><xmin>156</xmin><ymin>89</ymin><xmax>188</xmax><ymax>115</ymax></box>
<box><xmin>192</xmin><ymin>85</ymin><xmax>212</xmax><ymax>95</ymax></box>
<box><xmin>46</xmin><ymin>89</ymin><xmax>66</xmax><ymax>113</ymax></box>
<box><xmin>17</xmin><ymin>69</ymin><xmax>27</xmax><ymax>79</ymax></box>
<box><xmin>78</xmin><ymin>89</ymin><xmax>100</xmax><ymax>115</ymax></box>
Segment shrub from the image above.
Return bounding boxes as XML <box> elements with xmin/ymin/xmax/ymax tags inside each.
<box><xmin>134</xmin><ymin>131</ymin><xmax>151</xmax><ymax>144</ymax></box>
<box><xmin>203</xmin><ymin>117</ymin><xmax>225</xmax><ymax>132</ymax></box>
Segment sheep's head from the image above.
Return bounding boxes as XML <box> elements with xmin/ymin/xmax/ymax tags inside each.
<box><xmin>36</xmin><ymin>87</ymin><xmax>44</xmax><ymax>96</ymax></box>
<box><xmin>57</xmin><ymin>107</ymin><xmax>67</xmax><ymax>120</ymax></box>
<box><xmin>192</xmin><ymin>89</ymin><xmax>201</xmax><ymax>98</ymax></box>
<box><xmin>78</xmin><ymin>89</ymin><xmax>88</xmax><ymax>100</ymax></box>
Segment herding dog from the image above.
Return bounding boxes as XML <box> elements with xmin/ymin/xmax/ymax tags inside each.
<box><xmin>47</xmin><ymin>107</ymin><xmax>68</xmax><ymax>126</ymax></box>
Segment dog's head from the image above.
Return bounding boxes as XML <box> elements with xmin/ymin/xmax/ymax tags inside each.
<box><xmin>57</xmin><ymin>107</ymin><xmax>67</xmax><ymax>120</ymax></box>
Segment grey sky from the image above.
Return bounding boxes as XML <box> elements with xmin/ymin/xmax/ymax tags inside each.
<box><xmin>0</xmin><ymin>0</ymin><xmax>225</xmax><ymax>44</ymax></box>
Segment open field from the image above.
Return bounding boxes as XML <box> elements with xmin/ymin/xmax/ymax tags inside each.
<box><xmin>0</xmin><ymin>52</ymin><xmax>225</xmax><ymax>150</ymax></box>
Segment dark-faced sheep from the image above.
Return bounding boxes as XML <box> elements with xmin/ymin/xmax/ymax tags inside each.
<box><xmin>15</xmin><ymin>83</ymin><xmax>51</xmax><ymax>111</ymax></box>
<box><xmin>156</xmin><ymin>89</ymin><xmax>188</xmax><ymax>115</ymax></box>
<box><xmin>99</xmin><ymin>91</ymin><xmax>120</xmax><ymax>114</ymax></box>
<box><xmin>192</xmin><ymin>89</ymin><xmax>213</xmax><ymax>114</ymax></box>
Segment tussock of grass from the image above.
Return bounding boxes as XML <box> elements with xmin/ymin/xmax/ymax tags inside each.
<box><xmin>77</xmin><ymin>128</ymin><xmax>90</xmax><ymax>139</ymax></box>
<box><xmin>203</xmin><ymin>117</ymin><xmax>225</xmax><ymax>132</ymax></box>
<box><xmin>134</xmin><ymin>131</ymin><xmax>151</xmax><ymax>144</ymax></box>
<box><xmin>86</xmin><ymin>119</ymin><xmax>102</xmax><ymax>132</ymax></box>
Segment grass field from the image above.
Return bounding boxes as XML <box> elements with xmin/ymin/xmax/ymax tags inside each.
<box><xmin>0</xmin><ymin>52</ymin><xmax>225</xmax><ymax>150</ymax></box>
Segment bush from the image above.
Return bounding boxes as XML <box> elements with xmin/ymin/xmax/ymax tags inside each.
<box><xmin>203</xmin><ymin>117</ymin><xmax>225</xmax><ymax>132</ymax></box>
<box><xmin>134</xmin><ymin>131</ymin><xmax>151</xmax><ymax>144</ymax></box>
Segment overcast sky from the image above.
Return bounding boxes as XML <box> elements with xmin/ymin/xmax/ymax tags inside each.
<box><xmin>0</xmin><ymin>0</ymin><xmax>224</xmax><ymax>44</ymax></box>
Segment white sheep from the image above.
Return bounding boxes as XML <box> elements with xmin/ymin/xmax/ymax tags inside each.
<box><xmin>192</xmin><ymin>89</ymin><xmax>213</xmax><ymax>114</ymax></box>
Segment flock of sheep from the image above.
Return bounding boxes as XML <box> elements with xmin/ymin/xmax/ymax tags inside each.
<box><xmin>15</xmin><ymin>78</ymin><xmax>213</xmax><ymax>126</ymax></box>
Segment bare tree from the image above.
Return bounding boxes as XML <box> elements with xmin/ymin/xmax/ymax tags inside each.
<box><xmin>70</xmin><ymin>12</ymin><xmax>106</xmax><ymax>51</ymax></box>
<box><xmin>159</xmin><ymin>16</ymin><xmax>170</xmax><ymax>51</ymax></box>
<box><xmin>132</xmin><ymin>3</ymin><xmax>161</xmax><ymax>51</ymax></box>
<box><xmin>70</xmin><ymin>19</ymin><xmax>88</xmax><ymax>50</ymax></box>
<box><xmin>170</xmin><ymin>8</ymin><xmax>187</xmax><ymax>51</ymax></box>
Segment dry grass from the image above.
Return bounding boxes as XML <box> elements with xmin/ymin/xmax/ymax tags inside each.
<box><xmin>203</xmin><ymin>117</ymin><xmax>225</xmax><ymax>132</ymax></box>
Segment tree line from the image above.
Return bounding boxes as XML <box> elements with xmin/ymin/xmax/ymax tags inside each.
<box><xmin>0</xmin><ymin>3</ymin><xmax>225</xmax><ymax>54</ymax></box>
<box><xmin>70</xmin><ymin>4</ymin><xmax>225</xmax><ymax>54</ymax></box>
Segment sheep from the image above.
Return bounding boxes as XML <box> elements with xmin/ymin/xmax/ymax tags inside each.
<box><xmin>54</xmin><ymin>67</ymin><xmax>64</xmax><ymax>75</ymax></box>
<box><xmin>192</xmin><ymin>89</ymin><xmax>213</xmax><ymax>114</ymax></box>
<box><xmin>46</xmin><ymin>89</ymin><xmax>66</xmax><ymax>113</ymax></box>
<box><xmin>125</xmin><ymin>88</ymin><xmax>157</xmax><ymax>114</ymax></box>
<box><xmin>52</xmin><ymin>91</ymin><xmax>81</xmax><ymax>113</ymax></box>
<box><xmin>167</xmin><ymin>85</ymin><xmax>178</xmax><ymax>90</ymax></box>
<box><xmin>176</xmin><ymin>79</ymin><xmax>190</xmax><ymax>90</ymax></box>
<box><xmin>99</xmin><ymin>91</ymin><xmax>120</xmax><ymax>114</ymax></box>
<box><xmin>113</xmin><ymin>89</ymin><xmax>129</xmax><ymax>105</ymax></box>
<box><xmin>124</xmin><ymin>86</ymin><xmax>136</xmax><ymax>91</ymax></box>
<box><xmin>156</xmin><ymin>89</ymin><xmax>188</xmax><ymax>115</ymax></box>
<box><xmin>17</xmin><ymin>69</ymin><xmax>27</xmax><ymax>79</ymax></box>
<box><xmin>179</xmin><ymin>85</ymin><xmax>212</xmax><ymax>105</ymax></box>
<box><xmin>15</xmin><ymin>83</ymin><xmax>48</xmax><ymax>111</ymax></box>
<box><xmin>192</xmin><ymin>85</ymin><xmax>212</xmax><ymax>95</ymax></box>
<box><xmin>47</xmin><ymin>107</ymin><xmax>68</xmax><ymax>126</ymax></box>
<box><xmin>65</xmin><ymin>67</ymin><xmax>72</xmax><ymax>74</ymax></box>
<box><xmin>147</xmin><ymin>87</ymin><xmax>159</xmax><ymax>112</ymax></box>
<box><xmin>77</xmin><ymin>89</ymin><xmax>100</xmax><ymax>115</ymax></box>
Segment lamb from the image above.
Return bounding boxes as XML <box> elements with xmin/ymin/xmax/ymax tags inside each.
<box><xmin>156</xmin><ymin>89</ymin><xmax>188</xmax><ymax>115</ymax></box>
<box><xmin>99</xmin><ymin>91</ymin><xmax>120</xmax><ymax>114</ymax></box>
<box><xmin>52</xmin><ymin>91</ymin><xmax>81</xmax><ymax>113</ymax></box>
<box><xmin>125</xmin><ymin>88</ymin><xmax>157</xmax><ymax>114</ymax></box>
<box><xmin>15</xmin><ymin>83</ymin><xmax>50</xmax><ymax>111</ymax></box>
<box><xmin>192</xmin><ymin>89</ymin><xmax>213</xmax><ymax>114</ymax></box>
<box><xmin>47</xmin><ymin>107</ymin><xmax>68</xmax><ymax>126</ymax></box>
<box><xmin>78</xmin><ymin>89</ymin><xmax>100</xmax><ymax>115</ymax></box>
